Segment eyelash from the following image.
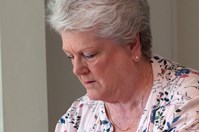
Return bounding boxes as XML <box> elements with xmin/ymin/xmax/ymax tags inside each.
<box><xmin>83</xmin><ymin>53</ymin><xmax>96</xmax><ymax>59</ymax></box>
<box><xmin>67</xmin><ymin>55</ymin><xmax>74</xmax><ymax>60</ymax></box>
<box><xmin>66</xmin><ymin>53</ymin><xmax>96</xmax><ymax>60</ymax></box>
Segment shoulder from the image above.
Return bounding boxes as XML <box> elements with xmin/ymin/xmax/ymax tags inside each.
<box><xmin>55</xmin><ymin>95</ymin><xmax>103</xmax><ymax>131</ymax></box>
<box><xmin>151</xmin><ymin>55</ymin><xmax>199</xmax><ymax>93</ymax></box>
<box><xmin>150</xmin><ymin>55</ymin><xmax>199</xmax><ymax>131</ymax></box>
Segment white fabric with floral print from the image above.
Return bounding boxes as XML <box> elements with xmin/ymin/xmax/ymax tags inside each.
<box><xmin>55</xmin><ymin>55</ymin><xmax>199</xmax><ymax>132</ymax></box>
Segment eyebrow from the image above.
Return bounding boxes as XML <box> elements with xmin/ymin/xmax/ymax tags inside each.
<box><xmin>62</xmin><ymin>46</ymin><xmax>98</xmax><ymax>55</ymax></box>
<box><xmin>62</xmin><ymin>49</ymin><xmax>72</xmax><ymax>56</ymax></box>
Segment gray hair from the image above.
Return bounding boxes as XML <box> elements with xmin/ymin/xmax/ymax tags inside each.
<box><xmin>47</xmin><ymin>0</ymin><xmax>152</xmax><ymax>59</ymax></box>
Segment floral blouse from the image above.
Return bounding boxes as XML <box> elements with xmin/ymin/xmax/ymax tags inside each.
<box><xmin>55</xmin><ymin>55</ymin><xmax>199</xmax><ymax>132</ymax></box>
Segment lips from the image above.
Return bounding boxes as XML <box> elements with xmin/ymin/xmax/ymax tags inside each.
<box><xmin>85</xmin><ymin>80</ymin><xmax>96</xmax><ymax>84</ymax></box>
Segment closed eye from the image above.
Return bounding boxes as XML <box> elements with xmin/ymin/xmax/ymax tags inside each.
<box><xmin>67</xmin><ymin>56</ymin><xmax>74</xmax><ymax>60</ymax></box>
<box><xmin>82</xmin><ymin>52</ymin><xmax>98</xmax><ymax>60</ymax></box>
<box><xmin>83</xmin><ymin>53</ymin><xmax>96</xmax><ymax>59</ymax></box>
<box><xmin>65</xmin><ymin>54</ymin><xmax>74</xmax><ymax>60</ymax></box>
<box><xmin>62</xmin><ymin>50</ymin><xmax>74</xmax><ymax>60</ymax></box>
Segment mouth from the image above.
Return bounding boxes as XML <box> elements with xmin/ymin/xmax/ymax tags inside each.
<box><xmin>84</xmin><ymin>80</ymin><xmax>96</xmax><ymax>84</ymax></box>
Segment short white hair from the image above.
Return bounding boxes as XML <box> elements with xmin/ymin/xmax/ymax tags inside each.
<box><xmin>47</xmin><ymin>0</ymin><xmax>152</xmax><ymax>59</ymax></box>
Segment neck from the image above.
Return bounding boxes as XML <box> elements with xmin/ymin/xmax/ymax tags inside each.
<box><xmin>104</xmin><ymin>59</ymin><xmax>153</xmax><ymax>131</ymax></box>
<box><xmin>107</xmin><ymin>58</ymin><xmax>153</xmax><ymax>107</ymax></box>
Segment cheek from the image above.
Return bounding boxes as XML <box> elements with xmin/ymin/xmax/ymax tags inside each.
<box><xmin>90</xmin><ymin>59</ymin><xmax>117</xmax><ymax>83</ymax></box>
<box><xmin>90</xmin><ymin>57</ymin><xmax>112</xmax><ymax>75</ymax></box>
<box><xmin>89</xmin><ymin>52</ymin><xmax>129</xmax><ymax>83</ymax></box>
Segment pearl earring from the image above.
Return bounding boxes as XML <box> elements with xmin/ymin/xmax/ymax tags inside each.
<box><xmin>135</xmin><ymin>56</ymin><xmax>139</xmax><ymax>61</ymax></box>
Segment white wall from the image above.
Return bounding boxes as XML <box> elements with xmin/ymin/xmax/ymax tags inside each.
<box><xmin>0</xmin><ymin>19</ymin><xmax>4</xmax><ymax>132</ymax></box>
<box><xmin>176</xmin><ymin>0</ymin><xmax>199</xmax><ymax>70</ymax></box>
<box><xmin>0</xmin><ymin>0</ymin><xmax>48</xmax><ymax>132</ymax></box>
<box><xmin>148</xmin><ymin>0</ymin><xmax>175</xmax><ymax>59</ymax></box>
<box><xmin>0</xmin><ymin>2</ymin><xmax>4</xmax><ymax>131</ymax></box>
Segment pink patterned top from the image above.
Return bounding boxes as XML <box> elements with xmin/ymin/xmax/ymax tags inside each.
<box><xmin>55</xmin><ymin>55</ymin><xmax>199</xmax><ymax>132</ymax></box>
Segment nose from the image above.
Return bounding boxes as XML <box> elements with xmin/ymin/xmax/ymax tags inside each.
<box><xmin>72</xmin><ymin>58</ymin><xmax>89</xmax><ymax>76</ymax></box>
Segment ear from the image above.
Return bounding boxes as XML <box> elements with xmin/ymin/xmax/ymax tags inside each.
<box><xmin>128</xmin><ymin>33</ymin><xmax>142</xmax><ymax>62</ymax></box>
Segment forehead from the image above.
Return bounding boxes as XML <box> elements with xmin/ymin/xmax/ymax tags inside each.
<box><xmin>61</xmin><ymin>31</ymin><xmax>107</xmax><ymax>52</ymax></box>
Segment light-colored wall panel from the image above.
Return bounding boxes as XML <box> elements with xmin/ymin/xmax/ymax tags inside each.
<box><xmin>0</xmin><ymin>0</ymin><xmax>48</xmax><ymax>132</ymax></box>
<box><xmin>0</xmin><ymin>19</ymin><xmax>4</xmax><ymax>132</ymax></box>
<box><xmin>148</xmin><ymin>0</ymin><xmax>173</xmax><ymax>59</ymax></box>
<box><xmin>177</xmin><ymin>0</ymin><xmax>199</xmax><ymax>70</ymax></box>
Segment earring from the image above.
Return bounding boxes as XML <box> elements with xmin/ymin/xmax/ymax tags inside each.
<box><xmin>134</xmin><ymin>56</ymin><xmax>139</xmax><ymax>61</ymax></box>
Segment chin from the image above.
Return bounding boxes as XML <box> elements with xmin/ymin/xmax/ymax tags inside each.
<box><xmin>86</xmin><ymin>91</ymin><xmax>102</xmax><ymax>101</ymax></box>
<box><xmin>87</xmin><ymin>93</ymin><xmax>100</xmax><ymax>100</ymax></box>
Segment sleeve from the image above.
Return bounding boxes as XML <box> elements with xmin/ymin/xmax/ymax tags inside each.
<box><xmin>54</xmin><ymin>112</ymin><xmax>80</xmax><ymax>132</ymax></box>
<box><xmin>170</xmin><ymin>72</ymin><xmax>199</xmax><ymax>131</ymax></box>
<box><xmin>55</xmin><ymin>120</ymin><xmax>68</xmax><ymax>132</ymax></box>
<box><xmin>55</xmin><ymin>110</ymin><xmax>81</xmax><ymax>132</ymax></box>
<box><xmin>54</xmin><ymin>96</ymin><xmax>86</xmax><ymax>132</ymax></box>
<box><xmin>174</xmin><ymin>95</ymin><xmax>199</xmax><ymax>131</ymax></box>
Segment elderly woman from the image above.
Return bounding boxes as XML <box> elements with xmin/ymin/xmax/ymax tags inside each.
<box><xmin>48</xmin><ymin>0</ymin><xmax>199</xmax><ymax>131</ymax></box>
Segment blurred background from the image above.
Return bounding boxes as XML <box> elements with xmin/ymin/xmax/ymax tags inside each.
<box><xmin>0</xmin><ymin>0</ymin><xmax>198</xmax><ymax>132</ymax></box>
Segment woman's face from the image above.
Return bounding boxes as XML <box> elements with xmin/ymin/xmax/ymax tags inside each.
<box><xmin>61</xmin><ymin>31</ymin><xmax>137</xmax><ymax>101</ymax></box>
